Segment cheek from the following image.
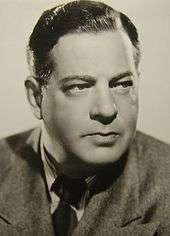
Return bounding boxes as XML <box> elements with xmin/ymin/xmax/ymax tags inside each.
<box><xmin>116</xmin><ymin>90</ymin><xmax>139</xmax><ymax>128</ymax></box>
<box><xmin>42</xmin><ymin>92</ymin><xmax>88</xmax><ymax>138</ymax></box>
<box><xmin>129</xmin><ymin>86</ymin><xmax>139</xmax><ymax>105</ymax></box>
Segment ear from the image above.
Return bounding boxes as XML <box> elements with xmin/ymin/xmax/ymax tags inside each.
<box><xmin>25</xmin><ymin>76</ymin><xmax>42</xmax><ymax>120</ymax></box>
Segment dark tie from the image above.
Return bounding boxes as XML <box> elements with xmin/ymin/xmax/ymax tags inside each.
<box><xmin>51</xmin><ymin>175</ymin><xmax>88</xmax><ymax>208</ymax></box>
<box><xmin>51</xmin><ymin>175</ymin><xmax>87</xmax><ymax>236</ymax></box>
<box><xmin>52</xmin><ymin>200</ymin><xmax>78</xmax><ymax>236</ymax></box>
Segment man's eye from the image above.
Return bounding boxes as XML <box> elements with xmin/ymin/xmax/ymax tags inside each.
<box><xmin>110</xmin><ymin>80</ymin><xmax>133</xmax><ymax>89</ymax></box>
<box><xmin>62</xmin><ymin>83</ymin><xmax>91</xmax><ymax>95</ymax></box>
<box><xmin>114</xmin><ymin>80</ymin><xmax>133</xmax><ymax>88</ymax></box>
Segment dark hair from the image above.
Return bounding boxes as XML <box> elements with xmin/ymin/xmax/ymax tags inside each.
<box><xmin>27</xmin><ymin>0</ymin><xmax>140</xmax><ymax>86</ymax></box>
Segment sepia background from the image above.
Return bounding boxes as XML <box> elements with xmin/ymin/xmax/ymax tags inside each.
<box><xmin>0</xmin><ymin>0</ymin><xmax>170</xmax><ymax>143</ymax></box>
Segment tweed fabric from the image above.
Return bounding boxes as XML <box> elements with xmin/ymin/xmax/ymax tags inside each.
<box><xmin>0</xmin><ymin>128</ymin><xmax>169</xmax><ymax>235</ymax></box>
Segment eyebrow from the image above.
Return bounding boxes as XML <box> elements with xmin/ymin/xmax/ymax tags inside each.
<box><xmin>111</xmin><ymin>71</ymin><xmax>133</xmax><ymax>81</ymax></box>
<box><xmin>58</xmin><ymin>75</ymin><xmax>96</xmax><ymax>86</ymax></box>
<box><xmin>58</xmin><ymin>71</ymin><xmax>133</xmax><ymax>86</ymax></box>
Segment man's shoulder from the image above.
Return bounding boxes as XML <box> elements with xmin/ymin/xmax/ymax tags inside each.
<box><xmin>134</xmin><ymin>130</ymin><xmax>170</xmax><ymax>181</ymax></box>
<box><xmin>134</xmin><ymin>130</ymin><xmax>170</xmax><ymax>166</ymax></box>
<box><xmin>134</xmin><ymin>131</ymin><xmax>170</xmax><ymax>220</ymax></box>
<box><xmin>0</xmin><ymin>128</ymin><xmax>38</xmax><ymax>154</ymax></box>
<box><xmin>0</xmin><ymin>129</ymin><xmax>33</xmax><ymax>151</ymax></box>
<box><xmin>0</xmin><ymin>128</ymin><xmax>41</xmax><ymax>176</ymax></box>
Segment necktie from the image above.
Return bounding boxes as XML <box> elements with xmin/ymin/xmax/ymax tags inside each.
<box><xmin>51</xmin><ymin>175</ymin><xmax>88</xmax><ymax>209</ymax></box>
<box><xmin>52</xmin><ymin>200</ymin><xmax>78</xmax><ymax>236</ymax></box>
<box><xmin>51</xmin><ymin>175</ymin><xmax>87</xmax><ymax>236</ymax></box>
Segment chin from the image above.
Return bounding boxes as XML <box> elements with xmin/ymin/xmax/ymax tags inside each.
<box><xmin>75</xmin><ymin>144</ymin><xmax>127</xmax><ymax>166</ymax></box>
<box><xmin>65</xmin><ymin>133</ymin><xmax>134</xmax><ymax>170</ymax></box>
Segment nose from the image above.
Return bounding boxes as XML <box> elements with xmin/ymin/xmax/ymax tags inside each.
<box><xmin>89</xmin><ymin>87</ymin><xmax>118</xmax><ymax>125</ymax></box>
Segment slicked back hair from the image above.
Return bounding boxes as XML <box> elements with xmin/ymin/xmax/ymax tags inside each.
<box><xmin>27</xmin><ymin>0</ymin><xmax>140</xmax><ymax>86</ymax></box>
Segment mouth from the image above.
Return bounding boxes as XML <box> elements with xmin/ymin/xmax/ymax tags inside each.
<box><xmin>82</xmin><ymin>132</ymin><xmax>120</xmax><ymax>146</ymax></box>
<box><xmin>85</xmin><ymin>132</ymin><xmax>119</xmax><ymax>137</ymax></box>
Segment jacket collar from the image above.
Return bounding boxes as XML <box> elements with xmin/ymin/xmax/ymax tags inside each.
<box><xmin>0</xmin><ymin>128</ymin><xmax>54</xmax><ymax>235</ymax></box>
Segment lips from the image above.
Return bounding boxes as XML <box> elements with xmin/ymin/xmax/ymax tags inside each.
<box><xmin>85</xmin><ymin>132</ymin><xmax>118</xmax><ymax>137</ymax></box>
<box><xmin>82</xmin><ymin>131</ymin><xmax>119</xmax><ymax>146</ymax></box>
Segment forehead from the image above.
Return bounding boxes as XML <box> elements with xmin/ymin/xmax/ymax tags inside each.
<box><xmin>50</xmin><ymin>30</ymin><xmax>135</xmax><ymax>79</ymax></box>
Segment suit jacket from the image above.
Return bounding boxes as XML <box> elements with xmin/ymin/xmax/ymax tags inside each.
<box><xmin>0</xmin><ymin>128</ymin><xmax>169</xmax><ymax>236</ymax></box>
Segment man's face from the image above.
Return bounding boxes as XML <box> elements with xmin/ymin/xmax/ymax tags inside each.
<box><xmin>41</xmin><ymin>30</ymin><xmax>139</xmax><ymax>174</ymax></box>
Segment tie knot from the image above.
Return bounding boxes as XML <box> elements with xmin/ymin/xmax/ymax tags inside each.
<box><xmin>51</xmin><ymin>175</ymin><xmax>88</xmax><ymax>209</ymax></box>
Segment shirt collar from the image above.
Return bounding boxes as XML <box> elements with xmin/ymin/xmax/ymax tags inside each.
<box><xmin>40</xmin><ymin>131</ymin><xmax>56</xmax><ymax>197</ymax></box>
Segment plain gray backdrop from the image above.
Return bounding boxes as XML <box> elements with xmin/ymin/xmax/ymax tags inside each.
<box><xmin>0</xmin><ymin>0</ymin><xmax>170</xmax><ymax>143</ymax></box>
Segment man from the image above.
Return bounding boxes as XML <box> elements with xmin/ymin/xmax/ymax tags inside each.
<box><xmin>0</xmin><ymin>1</ymin><xmax>169</xmax><ymax>235</ymax></box>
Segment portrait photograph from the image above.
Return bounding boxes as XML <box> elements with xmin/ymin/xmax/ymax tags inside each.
<box><xmin>0</xmin><ymin>0</ymin><xmax>169</xmax><ymax>235</ymax></box>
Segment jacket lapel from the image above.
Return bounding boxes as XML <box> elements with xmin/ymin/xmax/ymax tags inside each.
<box><xmin>0</xmin><ymin>128</ymin><xmax>55</xmax><ymax>236</ymax></box>
<box><xmin>73</xmin><ymin>140</ymin><xmax>159</xmax><ymax>236</ymax></box>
